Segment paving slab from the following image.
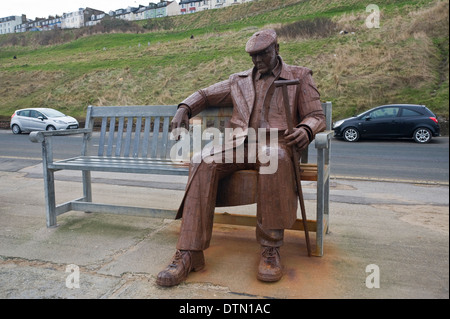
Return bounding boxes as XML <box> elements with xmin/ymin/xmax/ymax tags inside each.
<box><xmin>0</xmin><ymin>167</ymin><xmax>448</xmax><ymax>300</ymax></box>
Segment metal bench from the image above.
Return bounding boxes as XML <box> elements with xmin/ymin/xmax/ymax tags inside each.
<box><xmin>30</xmin><ymin>102</ymin><xmax>332</xmax><ymax>256</ymax></box>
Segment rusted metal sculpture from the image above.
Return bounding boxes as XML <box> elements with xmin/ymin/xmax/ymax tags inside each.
<box><xmin>156</xmin><ymin>29</ymin><xmax>326</xmax><ymax>287</ymax></box>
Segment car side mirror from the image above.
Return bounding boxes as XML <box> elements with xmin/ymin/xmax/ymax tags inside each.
<box><xmin>365</xmin><ymin>116</ymin><xmax>371</xmax><ymax>121</ymax></box>
<box><xmin>38</xmin><ymin>116</ymin><xmax>45</xmax><ymax>121</ymax></box>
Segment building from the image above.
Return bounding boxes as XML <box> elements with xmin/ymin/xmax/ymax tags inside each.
<box><xmin>219</xmin><ymin>0</ymin><xmax>254</xmax><ymax>8</ymax></box>
<box><xmin>3</xmin><ymin>0</ymin><xmax>253</xmax><ymax>34</ymax></box>
<box><xmin>179</xmin><ymin>0</ymin><xmax>252</xmax><ymax>14</ymax></box>
<box><xmin>13</xmin><ymin>8</ymin><xmax>105</xmax><ymax>32</ymax></box>
<box><xmin>134</xmin><ymin>5</ymin><xmax>153</xmax><ymax>20</ymax></box>
<box><xmin>85</xmin><ymin>13</ymin><xmax>108</xmax><ymax>27</ymax></box>
<box><xmin>15</xmin><ymin>16</ymin><xmax>63</xmax><ymax>33</ymax></box>
<box><xmin>61</xmin><ymin>8</ymin><xmax>105</xmax><ymax>29</ymax></box>
<box><xmin>42</xmin><ymin>16</ymin><xmax>62</xmax><ymax>31</ymax></box>
<box><xmin>179</xmin><ymin>0</ymin><xmax>209</xmax><ymax>14</ymax></box>
<box><xmin>211</xmin><ymin>0</ymin><xmax>227</xmax><ymax>9</ymax></box>
<box><xmin>109</xmin><ymin>7</ymin><xmax>139</xmax><ymax>21</ymax></box>
<box><xmin>122</xmin><ymin>7</ymin><xmax>140</xmax><ymax>21</ymax></box>
<box><xmin>226</xmin><ymin>0</ymin><xmax>253</xmax><ymax>6</ymax></box>
<box><xmin>0</xmin><ymin>15</ymin><xmax>26</xmax><ymax>34</ymax></box>
<box><xmin>61</xmin><ymin>8</ymin><xmax>85</xmax><ymax>29</ymax></box>
<box><xmin>160</xmin><ymin>1</ymin><xmax>181</xmax><ymax>17</ymax></box>
<box><xmin>113</xmin><ymin>2</ymin><xmax>180</xmax><ymax>21</ymax></box>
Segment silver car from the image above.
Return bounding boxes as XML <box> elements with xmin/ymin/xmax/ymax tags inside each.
<box><xmin>10</xmin><ymin>108</ymin><xmax>79</xmax><ymax>134</ymax></box>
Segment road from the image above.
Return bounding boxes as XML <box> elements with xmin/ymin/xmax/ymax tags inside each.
<box><xmin>0</xmin><ymin>129</ymin><xmax>448</xmax><ymax>184</ymax></box>
<box><xmin>323</xmin><ymin>137</ymin><xmax>449</xmax><ymax>184</ymax></box>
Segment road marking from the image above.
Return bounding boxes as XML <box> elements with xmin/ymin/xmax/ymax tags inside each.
<box><xmin>0</xmin><ymin>155</ymin><xmax>43</xmax><ymax>161</ymax></box>
<box><xmin>331</xmin><ymin>175</ymin><xmax>449</xmax><ymax>186</ymax></box>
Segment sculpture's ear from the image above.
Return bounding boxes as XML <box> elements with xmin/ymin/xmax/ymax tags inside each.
<box><xmin>275</xmin><ymin>43</ymin><xmax>280</xmax><ymax>55</ymax></box>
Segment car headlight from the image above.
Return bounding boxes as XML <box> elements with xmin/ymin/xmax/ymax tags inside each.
<box><xmin>333</xmin><ymin>120</ymin><xmax>344</xmax><ymax>129</ymax></box>
<box><xmin>54</xmin><ymin>120</ymin><xmax>67</xmax><ymax>124</ymax></box>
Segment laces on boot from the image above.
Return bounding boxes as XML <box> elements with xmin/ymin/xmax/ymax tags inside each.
<box><xmin>262</xmin><ymin>247</ymin><xmax>279</xmax><ymax>265</ymax></box>
<box><xmin>169</xmin><ymin>250</ymin><xmax>183</xmax><ymax>268</ymax></box>
<box><xmin>168</xmin><ymin>250</ymin><xmax>191</xmax><ymax>278</ymax></box>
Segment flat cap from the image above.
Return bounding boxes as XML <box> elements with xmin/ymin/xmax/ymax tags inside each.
<box><xmin>245</xmin><ymin>29</ymin><xmax>277</xmax><ymax>54</ymax></box>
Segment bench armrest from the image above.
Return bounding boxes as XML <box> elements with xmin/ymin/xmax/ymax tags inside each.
<box><xmin>29</xmin><ymin>129</ymin><xmax>92</xmax><ymax>165</ymax></box>
<box><xmin>314</xmin><ymin>130</ymin><xmax>333</xmax><ymax>149</ymax></box>
<box><xmin>29</xmin><ymin>129</ymin><xmax>92</xmax><ymax>143</ymax></box>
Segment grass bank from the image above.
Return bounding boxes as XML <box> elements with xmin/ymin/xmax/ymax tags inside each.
<box><xmin>0</xmin><ymin>0</ymin><xmax>448</xmax><ymax>129</ymax></box>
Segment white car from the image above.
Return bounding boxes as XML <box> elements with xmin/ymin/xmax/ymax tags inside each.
<box><xmin>10</xmin><ymin>108</ymin><xmax>79</xmax><ymax>134</ymax></box>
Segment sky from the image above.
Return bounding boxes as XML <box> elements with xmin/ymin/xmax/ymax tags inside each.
<box><xmin>0</xmin><ymin>1</ymin><xmax>158</xmax><ymax>19</ymax></box>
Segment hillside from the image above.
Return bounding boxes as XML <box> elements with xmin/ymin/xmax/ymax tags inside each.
<box><xmin>0</xmin><ymin>0</ymin><xmax>448</xmax><ymax>131</ymax></box>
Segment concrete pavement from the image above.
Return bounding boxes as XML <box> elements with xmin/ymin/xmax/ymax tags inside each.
<box><xmin>0</xmin><ymin>163</ymin><xmax>448</xmax><ymax>299</ymax></box>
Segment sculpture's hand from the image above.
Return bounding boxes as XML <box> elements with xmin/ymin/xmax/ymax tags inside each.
<box><xmin>284</xmin><ymin>127</ymin><xmax>310</xmax><ymax>151</ymax></box>
<box><xmin>171</xmin><ymin>106</ymin><xmax>190</xmax><ymax>130</ymax></box>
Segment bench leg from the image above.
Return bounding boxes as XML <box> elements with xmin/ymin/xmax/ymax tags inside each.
<box><xmin>40</xmin><ymin>137</ymin><xmax>58</xmax><ymax>227</ymax></box>
<box><xmin>82</xmin><ymin>170</ymin><xmax>92</xmax><ymax>213</ymax></box>
<box><xmin>315</xmin><ymin>180</ymin><xmax>325</xmax><ymax>257</ymax></box>
<box><xmin>324</xmin><ymin>176</ymin><xmax>330</xmax><ymax>234</ymax></box>
<box><xmin>43</xmin><ymin>168</ymin><xmax>57</xmax><ymax>227</ymax></box>
<box><xmin>314</xmin><ymin>147</ymin><xmax>326</xmax><ymax>257</ymax></box>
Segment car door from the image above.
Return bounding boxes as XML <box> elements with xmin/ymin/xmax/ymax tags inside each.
<box><xmin>359</xmin><ymin>107</ymin><xmax>401</xmax><ymax>137</ymax></box>
<box><xmin>396</xmin><ymin>107</ymin><xmax>425</xmax><ymax>137</ymax></box>
<box><xmin>28</xmin><ymin>110</ymin><xmax>47</xmax><ymax>131</ymax></box>
<box><xmin>17</xmin><ymin>109</ymin><xmax>32</xmax><ymax>130</ymax></box>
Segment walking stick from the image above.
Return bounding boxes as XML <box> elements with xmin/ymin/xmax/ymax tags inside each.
<box><xmin>274</xmin><ymin>79</ymin><xmax>312</xmax><ymax>257</ymax></box>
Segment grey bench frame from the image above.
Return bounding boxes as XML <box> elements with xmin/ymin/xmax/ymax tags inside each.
<box><xmin>30</xmin><ymin>102</ymin><xmax>332</xmax><ymax>256</ymax></box>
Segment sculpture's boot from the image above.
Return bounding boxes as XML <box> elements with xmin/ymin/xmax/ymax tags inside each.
<box><xmin>257</xmin><ymin>246</ymin><xmax>283</xmax><ymax>282</ymax></box>
<box><xmin>156</xmin><ymin>250</ymin><xmax>205</xmax><ymax>287</ymax></box>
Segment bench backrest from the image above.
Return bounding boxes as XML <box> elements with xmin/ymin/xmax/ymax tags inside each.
<box><xmin>83</xmin><ymin>102</ymin><xmax>332</xmax><ymax>160</ymax></box>
<box><xmin>84</xmin><ymin>105</ymin><xmax>176</xmax><ymax>159</ymax></box>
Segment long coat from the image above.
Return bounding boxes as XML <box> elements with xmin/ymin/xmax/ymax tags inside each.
<box><xmin>175</xmin><ymin>58</ymin><xmax>326</xmax><ymax>228</ymax></box>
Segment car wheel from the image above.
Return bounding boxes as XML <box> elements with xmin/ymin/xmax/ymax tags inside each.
<box><xmin>343</xmin><ymin>127</ymin><xmax>360</xmax><ymax>142</ymax></box>
<box><xmin>413</xmin><ymin>127</ymin><xmax>432</xmax><ymax>143</ymax></box>
<box><xmin>12</xmin><ymin>124</ymin><xmax>21</xmax><ymax>134</ymax></box>
<box><xmin>46</xmin><ymin>125</ymin><xmax>56</xmax><ymax>131</ymax></box>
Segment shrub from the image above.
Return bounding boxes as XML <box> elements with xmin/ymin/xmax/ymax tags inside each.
<box><xmin>275</xmin><ymin>17</ymin><xmax>338</xmax><ymax>39</ymax></box>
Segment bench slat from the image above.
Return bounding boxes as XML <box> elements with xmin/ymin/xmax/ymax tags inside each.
<box><xmin>106</xmin><ymin>117</ymin><xmax>115</xmax><ymax>157</ymax></box>
<box><xmin>90</xmin><ymin>105</ymin><xmax>178</xmax><ymax>117</ymax></box>
<box><xmin>133</xmin><ymin>117</ymin><xmax>142</xmax><ymax>157</ymax></box>
<box><xmin>142</xmin><ymin>117</ymin><xmax>151</xmax><ymax>157</ymax></box>
<box><xmin>161</xmin><ymin>116</ymin><xmax>171</xmax><ymax>159</ymax></box>
<box><xmin>116</xmin><ymin>117</ymin><xmax>125</xmax><ymax>157</ymax></box>
<box><xmin>49</xmin><ymin>156</ymin><xmax>189</xmax><ymax>175</ymax></box>
<box><xmin>151</xmin><ymin>116</ymin><xmax>160</xmax><ymax>158</ymax></box>
<box><xmin>98</xmin><ymin>117</ymin><xmax>108</xmax><ymax>156</ymax></box>
<box><xmin>123</xmin><ymin>117</ymin><xmax>133</xmax><ymax>157</ymax></box>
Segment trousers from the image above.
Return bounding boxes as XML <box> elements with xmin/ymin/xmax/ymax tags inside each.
<box><xmin>176</xmin><ymin>133</ymin><xmax>298</xmax><ymax>251</ymax></box>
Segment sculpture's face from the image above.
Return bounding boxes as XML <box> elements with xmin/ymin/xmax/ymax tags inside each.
<box><xmin>250</xmin><ymin>43</ymin><xmax>279</xmax><ymax>75</ymax></box>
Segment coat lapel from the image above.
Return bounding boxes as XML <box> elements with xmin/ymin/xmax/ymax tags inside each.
<box><xmin>228</xmin><ymin>69</ymin><xmax>254</xmax><ymax>122</ymax></box>
<box><xmin>237</xmin><ymin>73</ymin><xmax>255</xmax><ymax>116</ymax></box>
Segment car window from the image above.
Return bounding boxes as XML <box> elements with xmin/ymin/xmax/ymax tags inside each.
<box><xmin>18</xmin><ymin>110</ymin><xmax>31</xmax><ymax>117</ymax></box>
<box><xmin>369</xmin><ymin>107</ymin><xmax>399</xmax><ymax>119</ymax></box>
<box><xmin>29</xmin><ymin>110</ymin><xmax>40</xmax><ymax>118</ymax></box>
<box><xmin>42</xmin><ymin>109</ymin><xmax>65</xmax><ymax>117</ymax></box>
<box><xmin>401</xmin><ymin>108</ymin><xmax>422</xmax><ymax>117</ymax></box>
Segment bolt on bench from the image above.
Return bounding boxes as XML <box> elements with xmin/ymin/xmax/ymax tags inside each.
<box><xmin>30</xmin><ymin>102</ymin><xmax>332</xmax><ymax>256</ymax></box>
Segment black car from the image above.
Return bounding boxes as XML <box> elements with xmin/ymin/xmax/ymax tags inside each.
<box><xmin>333</xmin><ymin>104</ymin><xmax>440</xmax><ymax>143</ymax></box>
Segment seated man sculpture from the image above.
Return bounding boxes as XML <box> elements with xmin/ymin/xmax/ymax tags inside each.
<box><xmin>157</xmin><ymin>29</ymin><xmax>326</xmax><ymax>286</ymax></box>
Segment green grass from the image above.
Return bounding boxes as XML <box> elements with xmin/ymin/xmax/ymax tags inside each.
<box><xmin>0</xmin><ymin>0</ymin><xmax>448</xmax><ymax>126</ymax></box>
